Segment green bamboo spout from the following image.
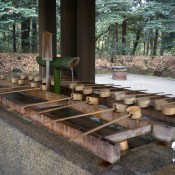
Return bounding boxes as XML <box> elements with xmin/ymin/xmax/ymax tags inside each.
<box><xmin>36</xmin><ymin>56</ymin><xmax>80</xmax><ymax>93</ymax></box>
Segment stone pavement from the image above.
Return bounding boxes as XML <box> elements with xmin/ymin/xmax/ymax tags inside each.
<box><xmin>96</xmin><ymin>73</ymin><xmax>175</xmax><ymax>97</ymax></box>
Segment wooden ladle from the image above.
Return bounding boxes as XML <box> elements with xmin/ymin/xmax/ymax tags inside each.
<box><xmin>99</xmin><ymin>87</ymin><xmax>131</xmax><ymax>97</ymax></box>
<box><xmin>36</xmin><ymin>95</ymin><xmax>99</xmax><ymax>115</ymax></box>
<box><xmin>114</xmin><ymin>90</ymin><xmax>147</xmax><ymax>101</ymax></box>
<box><xmin>124</xmin><ymin>93</ymin><xmax>163</xmax><ymax>105</ymax></box>
<box><xmin>162</xmin><ymin>102</ymin><xmax>175</xmax><ymax>115</ymax></box>
<box><xmin>69</xmin><ymin>83</ymin><xmax>114</xmax><ymax>90</ymax></box>
<box><xmin>137</xmin><ymin>94</ymin><xmax>171</xmax><ymax>108</ymax></box>
<box><xmin>43</xmin><ymin>104</ymin><xmax>141</xmax><ymax>129</ymax></box>
<box><xmin>70</xmin><ymin>106</ymin><xmax>142</xmax><ymax>141</ymax></box>
<box><xmin>113</xmin><ymin>103</ymin><xmax>127</xmax><ymax>113</ymax></box>
<box><xmin>154</xmin><ymin>98</ymin><xmax>172</xmax><ymax>110</ymax></box>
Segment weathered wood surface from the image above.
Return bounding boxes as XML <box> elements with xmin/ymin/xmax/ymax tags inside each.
<box><xmin>0</xmin><ymin>87</ymin><xmax>174</xmax><ymax>163</ymax></box>
<box><xmin>105</xmin><ymin>125</ymin><xmax>152</xmax><ymax>142</ymax></box>
<box><xmin>0</xmin><ymin>80</ymin><xmax>31</xmax><ymax>93</ymax></box>
<box><xmin>0</xmin><ymin>92</ymin><xmax>120</xmax><ymax>163</ymax></box>
<box><xmin>70</xmin><ymin>114</ymin><xmax>131</xmax><ymax>141</ymax></box>
<box><xmin>61</xmin><ymin>86</ymin><xmax>175</xmax><ymax>124</ymax></box>
<box><xmin>0</xmin><ymin>87</ymin><xmax>40</xmax><ymax>95</ymax></box>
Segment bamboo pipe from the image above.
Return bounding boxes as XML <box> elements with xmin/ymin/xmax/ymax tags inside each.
<box><xmin>69</xmin><ymin>106</ymin><xmax>141</xmax><ymax>141</ymax></box>
<box><xmin>8</xmin><ymin>97</ymin><xmax>72</xmax><ymax>111</ymax></box>
<box><xmin>0</xmin><ymin>87</ymin><xmax>40</xmax><ymax>95</ymax></box>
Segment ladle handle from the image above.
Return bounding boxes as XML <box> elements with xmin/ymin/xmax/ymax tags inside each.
<box><xmin>153</xmin><ymin>97</ymin><xmax>172</xmax><ymax>102</ymax></box>
<box><xmin>37</xmin><ymin>101</ymin><xmax>87</xmax><ymax>114</ymax></box>
<box><xmin>152</xmin><ymin>94</ymin><xmax>172</xmax><ymax>100</ymax></box>
<box><xmin>70</xmin><ymin>114</ymin><xmax>130</xmax><ymax>141</ymax></box>
<box><xmin>85</xmin><ymin>85</ymin><xmax>113</xmax><ymax>88</ymax></box>
<box><xmin>84</xmin><ymin>83</ymin><xmax>114</xmax><ymax>86</ymax></box>
<box><xmin>135</xmin><ymin>93</ymin><xmax>153</xmax><ymax>96</ymax></box>
<box><xmin>44</xmin><ymin>108</ymin><xmax>114</xmax><ymax>125</ymax></box>
<box><xmin>0</xmin><ymin>87</ymin><xmax>40</xmax><ymax>95</ymax></box>
<box><xmin>136</xmin><ymin>93</ymin><xmax>165</xmax><ymax>99</ymax></box>
<box><xmin>8</xmin><ymin>97</ymin><xmax>72</xmax><ymax>111</ymax></box>
<box><xmin>0</xmin><ymin>85</ymin><xmax>30</xmax><ymax>90</ymax></box>
<box><xmin>93</xmin><ymin>87</ymin><xmax>116</xmax><ymax>90</ymax></box>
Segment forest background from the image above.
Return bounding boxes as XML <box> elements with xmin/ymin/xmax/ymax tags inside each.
<box><xmin>0</xmin><ymin>0</ymin><xmax>175</xmax><ymax>77</ymax></box>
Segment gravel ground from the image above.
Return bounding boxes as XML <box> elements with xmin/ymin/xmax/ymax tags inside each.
<box><xmin>0</xmin><ymin>107</ymin><xmax>175</xmax><ymax>175</ymax></box>
<box><xmin>0</xmin><ymin>106</ymin><xmax>134</xmax><ymax>175</ymax></box>
<box><xmin>1</xmin><ymin>74</ymin><xmax>175</xmax><ymax>174</ymax></box>
<box><xmin>96</xmin><ymin>73</ymin><xmax>175</xmax><ymax>97</ymax></box>
<box><xmin>0</xmin><ymin>105</ymin><xmax>175</xmax><ymax>175</ymax></box>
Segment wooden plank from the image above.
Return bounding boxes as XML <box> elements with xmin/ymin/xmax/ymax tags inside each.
<box><xmin>44</xmin><ymin>108</ymin><xmax>114</xmax><ymax>125</ymax></box>
<box><xmin>70</xmin><ymin>114</ymin><xmax>130</xmax><ymax>141</ymax></box>
<box><xmin>8</xmin><ymin>97</ymin><xmax>72</xmax><ymax>111</ymax></box>
<box><xmin>0</xmin><ymin>87</ymin><xmax>40</xmax><ymax>95</ymax></box>
<box><xmin>105</xmin><ymin>125</ymin><xmax>152</xmax><ymax>142</ymax></box>
<box><xmin>0</xmin><ymin>92</ymin><xmax>121</xmax><ymax>163</ymax></box>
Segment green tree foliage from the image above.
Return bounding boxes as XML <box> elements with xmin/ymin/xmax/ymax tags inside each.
<box><xmin>0</xmin><ymin>0</ymin><xmax>37</xmax><ymax>52</ymax></box>
<box><xmin>0</xmin><ymin>0</ymin><xmax>174</xmax><ymax>57</ymax></box>
<box><xmin>96</xmin><ymin>0</ymin><xmax>175</xmax><ymax>58</ymax></box>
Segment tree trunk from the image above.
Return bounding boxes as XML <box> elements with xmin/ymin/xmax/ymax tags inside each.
<box><xmin>98</xmin><ymin>34</ymin><xmax>104</xmax><ymax>58</ymax></box>
<box><xmin>111</xmin><ymin>24</ymin><xmax>118</xmax><ymax>63</ymax></box>
<box><xmin>21</xmin><ymin>18</ymin><xmax>30</xmax><ymax>52</ymax></box>
<box><xmin>149</xmin><ymin>29</ymin><xmax>154</xmax><ymax>55</ymax></box>
<box><xmin>31</xmin><ymin>19</ymin><xmax>37</xmax><ymax>53</ymax></box>
<box><xmin>143</xmin><ymin>41</ymin><xmax>146</xmax><ymax>55</ymax></box>
<box><xmin>160</xmin><ymin>32</ymin><xmax>164</xmax><ymax>56</ymax></box>
<box><xmin>153</xmin><ymin>29</ymin><xmax>159</xmax><ymax>56</ymax></box>
<box><xmin>122</xmin><ymin>20</ymin><xmax>127</xmax><ymax>55</ymax></box>
<box><xmin>13</xmin><ymin>23</ymin><xmax>17</xmax><ymax>52</ymax></box>
<box><xmin>146</xmin><ymin>42</ymin><xmax>149</xmax><ymax>55</ymax></box>
<box><xmin>115</xmin><ymin>24</ymin><xmax>119</xmax><ymax>55</ymax></box>
<box><xmin>110</xmin><ymin>26</ymin><xmax>115</xmax><ymax>63</ymax></box>
<box><xmin>132</xmin><ymin>30</ymin><xmax>141</xmax><ymax>55</ymax></box>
